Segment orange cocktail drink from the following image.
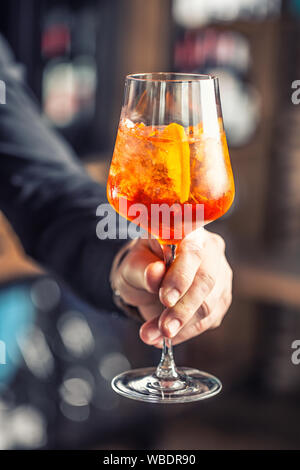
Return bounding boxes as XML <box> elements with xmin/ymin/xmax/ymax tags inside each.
<box><xmin>107</xmin><ymin>118</ymin><xmax>234</xmax><ymax>244</ymax></box>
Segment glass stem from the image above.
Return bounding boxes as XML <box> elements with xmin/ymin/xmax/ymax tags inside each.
<box><xmin>155</xmin><ymin>244</ymin><xmax>180</xmax><ymax>381</ymax></box>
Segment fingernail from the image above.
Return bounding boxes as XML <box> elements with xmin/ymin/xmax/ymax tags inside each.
<box><xmin>146</xmin><ymin>327</ymin><xmax>162</xmax><ymax>343</ymax></box>
<box><xmin>162</xmin><ymin>288</ymin><xmax>180</xmax><ymax>307</ymax></box>
<box><xmin>165</xmin><ymin>318</ymin><xmax>181</xmax><ymax>337</ymax></box>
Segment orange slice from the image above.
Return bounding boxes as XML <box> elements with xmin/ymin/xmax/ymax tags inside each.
<box><xmin>159</xmin><ymin>123</ymin><xmax>190</xmax><ymax>203</ymax></box>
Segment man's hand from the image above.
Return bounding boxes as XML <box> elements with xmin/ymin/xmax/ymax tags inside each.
<box><xmin>110</xmin><ymin>229</ymin><xmax>232</xmax><ymax>347</ymax></box>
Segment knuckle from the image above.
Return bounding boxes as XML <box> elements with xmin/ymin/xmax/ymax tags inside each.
<box><xmin>198</xmin><ymin>301</ymin><xmax>211</xmax><ymax>318</ymax></box>
<box><xmin>175</xmin><ymin>270</ymin><xmax>193</xmax><ymax>289</ymax></box>
<box><xmin>210</xmin><ymin>318</ymin><xmax>222</xmax><ymax>330</ymax></box>
<box><xmin>222</xmin><ymin>291</ymin><xmax>232</xmax><ymax>309</ymax></box>
<box><xmin>195</xmin><ymin>270</ymin><xmax>215</xmax><ymax>294</ymax></box>
<box><xmin>191</xmin><ymin>319</ymin><xmax>204</xmax><ymax>334</ymax></box>
<box><xmin>181</xmin><ymin>240</ymin><xmax>202</xmax><ymax>259</ymax></box>
<box><xmin>224</xmin><ymin>259</ymin><xmax>233</xmax><ymax>281</ymax></box>
<box><xmin>211</xmin><ymin>233</ymin><xmax>225</xmax><ymax>252</ymax></box>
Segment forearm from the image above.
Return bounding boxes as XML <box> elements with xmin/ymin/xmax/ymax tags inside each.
<box><xmin>0</xmin><ymin>39</ymin><xmax>125</xmax><ymax>312</ymax></box>
<box><xmin>0</xmin><ymin>154</ymin><xmax>126</xmax><ymax>313</ymax></box>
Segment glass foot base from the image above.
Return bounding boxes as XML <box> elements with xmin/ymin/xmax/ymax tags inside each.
<box><xmin>111</xmin><ymin>367</ymin><xmax>222</xmax><ymax>403</ymax></box>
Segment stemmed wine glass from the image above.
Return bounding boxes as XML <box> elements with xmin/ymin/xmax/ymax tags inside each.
<box><xmin>107</xmin><ymin>73</ymin><xmax>235</xmax><ymax>403</ymax></box>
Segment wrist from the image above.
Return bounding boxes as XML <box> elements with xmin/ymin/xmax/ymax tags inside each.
<box><xmin>110</xmin><ymin>239</ymin><xmax>143</xmax><ymax>323</ymax></box>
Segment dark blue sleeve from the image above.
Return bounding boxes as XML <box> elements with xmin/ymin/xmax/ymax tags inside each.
<box><xmin>0</xmin><ymin>35</ymin><xmax>125</xmax><ymax>313</ymax></box>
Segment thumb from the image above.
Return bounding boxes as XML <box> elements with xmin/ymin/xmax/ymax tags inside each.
<box><xmin>144</xmin><ymin>260</ymin><xmax>166</xmax><ymax>293</ymax></box>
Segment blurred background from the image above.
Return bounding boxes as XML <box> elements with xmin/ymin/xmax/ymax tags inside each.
<box><xmin>0</xmin><ymin>0</ymin><xmax>300</xmax><ymax>450</ymax></box>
